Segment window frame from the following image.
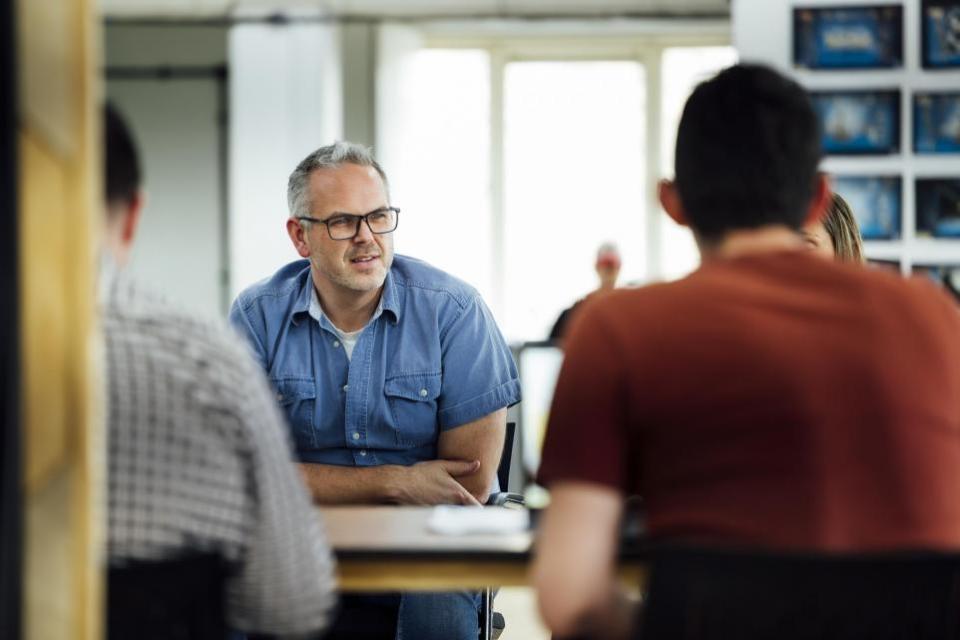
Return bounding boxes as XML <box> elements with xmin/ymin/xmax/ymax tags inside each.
<box><xmin>415</xmin><ymin>22</ymin><xmax>731</xmax><ymax>327</ymax></box>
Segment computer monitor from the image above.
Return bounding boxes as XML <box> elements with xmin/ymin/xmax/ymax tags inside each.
<box><xmin>515</xmin><ymin>342</ymin><xmax>564</xmax><ymax>483</ymax></box>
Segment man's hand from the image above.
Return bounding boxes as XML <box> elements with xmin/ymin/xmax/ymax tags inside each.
<box><xmin>388</xmin><ymin>459</ymin><xmax>483</xmax><ymax>506</ymax></box>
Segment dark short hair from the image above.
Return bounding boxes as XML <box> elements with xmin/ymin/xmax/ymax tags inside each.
<box><xmin>674</xmin><ymin>63</ymin><xmax>822</xmax><ymax>240</ymax></box>
<box><xmin>287</xmin><ymin>142</ymin><xmax>389</xmax><ymax>221</ymax></box>
<box><xmin>104</xmin><ymin>103</ymin><xmax>141</xmax><ymax>210</ymax></box>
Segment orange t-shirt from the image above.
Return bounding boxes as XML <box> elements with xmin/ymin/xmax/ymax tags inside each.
<box><xmin>539</xmin><ymin>250</ymin><xmax>960</xmax><ymax>551</ymax></box>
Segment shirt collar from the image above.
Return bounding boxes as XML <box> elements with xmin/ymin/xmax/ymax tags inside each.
<box><xmin>294</xmin><ymin>267</ymin><xmax>401</xmax><ymax>327</ymax></box>
<box><xmin>98</xmin><ymin>252</ymin><xmax>119</xmax><ymax>302</ymax></box>
<box><xmin>379</xmin><ymin>269</ymin><xmax>401</xmax><ymax>324</ymax></box>
<box><xmin>290</xmin><ymin>266</ymin><xmax>314</xmax><ymax>325</ymax></box>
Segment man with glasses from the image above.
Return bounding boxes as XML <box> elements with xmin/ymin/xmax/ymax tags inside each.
<box><xmin>230</xmin><ymin>142</ymin><xmax>520</xmax><ymax>640</ymax></box>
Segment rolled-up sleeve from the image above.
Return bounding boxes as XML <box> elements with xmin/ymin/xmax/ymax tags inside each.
<box><xmin>228</xmin><ymin>295</ymin><xmax>269</xmax><ymax>371</ymax></box>
<box><xmin>437</xmin><ymin>296</ymin><xmax>521</xmax><ymax>429</ymax></box>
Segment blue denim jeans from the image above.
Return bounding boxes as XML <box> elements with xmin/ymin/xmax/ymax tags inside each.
<box><xmin>279</xmin><ymin>591</ymin><xmax>481</xmax><ymax>640</ymax></box>
<box><xmin>396</xmin><ymin>591</ymin><xmax>482</xmax><ymax>640</ymax></box>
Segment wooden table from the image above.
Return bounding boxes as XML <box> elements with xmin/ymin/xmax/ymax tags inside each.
<box><xmin>320</xmin><ymin>506</ymin><xmax>648</xmax><ymax>591</ymax></box>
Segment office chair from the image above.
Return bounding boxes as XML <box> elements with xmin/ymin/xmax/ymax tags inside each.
<box><xmin>638</xmin><ymin>545</ymin><xmax>960</xmax><ymax>640</ymax></box>
<box><xmin>479</xmin><ymin>421</ymin><xmax>524</xmax><ymax>640</ymax></box>
<box><xmin>107</xmin><ymin>553</ymin><xmax>228</xmax><ymax>639</ymax></box>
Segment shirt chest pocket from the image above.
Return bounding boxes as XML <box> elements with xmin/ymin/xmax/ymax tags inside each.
<box><xmin>384</xmin><ymin>373</ymin><xmax>441</xmax><ymax>447</ymax></box>
<box><xmin>273</xmin><ymin>378</ymin><xmax>317</xmax><ymax>451</ymax></box>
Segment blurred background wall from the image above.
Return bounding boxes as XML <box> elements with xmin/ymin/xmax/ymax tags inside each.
<box><xmin>105</xmin><ymin>25</ymin><xmax>228</xmax><ymax>316</ymax></box>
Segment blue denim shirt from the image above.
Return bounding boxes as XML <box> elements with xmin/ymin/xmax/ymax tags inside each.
<box><xmin>229</xmin><ymin>255</ymin><xmax>521</xmax><ymax>466</ymax></box>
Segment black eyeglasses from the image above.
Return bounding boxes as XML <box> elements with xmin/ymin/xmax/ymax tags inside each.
<box><xmin>297</xmin><ymin>206</ymin><xmax>400</xmax><ymax>241</ymax></box>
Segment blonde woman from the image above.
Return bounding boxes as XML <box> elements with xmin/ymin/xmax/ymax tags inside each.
<box><xmin>802</xmin><ymin>192</ymin><xmax>864</xmax><ymax>263</ymax></box>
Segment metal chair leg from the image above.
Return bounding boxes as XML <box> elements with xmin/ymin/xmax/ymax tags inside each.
<box><xmin>480</xmin><ymin>588</ymin><xmax>493</xmax><ymax>640</ymax></box>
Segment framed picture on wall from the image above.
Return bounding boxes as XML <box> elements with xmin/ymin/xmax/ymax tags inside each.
<box><xmin>833</xmin><ymin>175</ymin><xmax>901</xmax><ymax>240</ymax></box>
<box><xmin>811</xmin><ymin>90</ymin><xmax>900</xmax><ymax>155</ymax></box>
<box><xmin>914</xmin><ymin>92</ymin><xmax>960</xmax><ymax>153</ymax></box>
<box><xmin>793</xmin><ymin>5</ymin><xmax>903</xmax><ymax>69</ymax></box>
<box><xmin>921</xmin><ymin>0</ymin><xmax>960</xmax><ymax>68</ymax></box>
<box><xmin>916</xmin><ymin>177</ymin><xmax>960</xmax><ymax>237</ymax></box>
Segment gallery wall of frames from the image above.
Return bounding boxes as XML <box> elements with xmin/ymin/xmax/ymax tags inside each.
<box><xmin>735</xmin><ymin>0</ymin><xmax>960</xmax><ymax>299</ymax></box>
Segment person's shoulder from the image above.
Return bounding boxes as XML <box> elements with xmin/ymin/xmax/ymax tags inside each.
<box><xmin>232</xmin><ymin>259</ymin><xmax>311</xmax><ymax>312</ymax></box>
<box><xmin>838</xmin><ymin>258</ymin><xmax>935</xmax><ymax>297</ymax></box>
<box><xmin>106</xmin><ymin>278</ymin><xmax>251</xmax><ymax>363</ymax></box>
<box><xmin>562</xmin><ymin>286</ymin><xmax>652</xmax><ymax>336</ymax></box>
<box><xmin>865</xmin><ymin>265</ymin><xmax>960</xmax><ymax>320</ymax></box>
<box><xmin>390</xmin><ymin>254</ymin><xmax>479</xmax><ymax>308</ymax></box>
<box><xmin>795</xmin><ymin>256</ymin><xmax>960</xmax><ymax>331</ymax></box>
<box><xmin>104</xmin><ymin>281</ymin><xmax>283</xmax><ymax>466</ymax></box>
<box><xmin>581</xmin><ymin>280</ymin><xmax>680</xmax><ymax>315</ymax></box>
<box><xmin>103</xmin><ymin>271</ymin><xmax>204</xmax><ymax>331</ymax></box>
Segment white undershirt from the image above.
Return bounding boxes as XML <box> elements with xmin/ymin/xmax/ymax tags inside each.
<box><xmin>331</xmin><ymin>326</ymin><xmax>362</xmax><ymax>361</ymax></box>
<box><xmin>309</xmin><ymin>286</ymin><xmax>375</xmax><ymax>361</ymax></box>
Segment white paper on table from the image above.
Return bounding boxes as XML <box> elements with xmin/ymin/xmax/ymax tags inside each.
<box><xmin>427</xmin><ymin>505</ymin><xmax>530</xmax><ymax>536</ymax></box>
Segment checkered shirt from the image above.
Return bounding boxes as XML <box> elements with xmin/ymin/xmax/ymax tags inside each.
<box><xmin>102</xmin><ymin>266</ymin><xmax>336</xmax><ymax>636</ymax></box>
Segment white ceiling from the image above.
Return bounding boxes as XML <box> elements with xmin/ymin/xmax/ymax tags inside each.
<box><xmin>101</xmin><ymin>0</ymin><xmax>730</xmax><ymax>19</ymax></box>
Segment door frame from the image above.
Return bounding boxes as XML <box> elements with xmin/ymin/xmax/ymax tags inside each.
<box><xmin>105</xmin><ymin>64</ymin><xmax>231</xmax><ymax>312</ymax></box>
<box><xmin>1</xmin><ymin>0</ymin><xmax>22</xmax><ymax>635</ymax></box>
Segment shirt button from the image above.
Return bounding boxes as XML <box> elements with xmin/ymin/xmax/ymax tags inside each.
<box><xmin>359</xmin><ymin>450</ymin><xmax>367</xmax><ymax>456</ymax></box>
<box><xmin>419</xmin><ymin>388</ymin><xmax>428</xmax><ymax>397</ymax></box>
<box><xmin>352</xmin><ymin>432</ymin><xmax>360</xmax><ymax>440</ymax></box>
<box><xmin>342</xmin><ymin>384</ymin><xmax>349</xmax><ymax>392</ymax></box>
<box><xmin>332</xmin><ymin>341</ymin><xmax>340</xmax><ymax>348</ymax></box>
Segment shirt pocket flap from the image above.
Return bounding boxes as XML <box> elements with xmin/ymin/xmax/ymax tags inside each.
<box><xmin>384</xmin><ymin>373</ymin><xmax>441</xmax><ymax>402</ymax></box>
<box><xmin>273</xmin><ymin>378</ymin><xmax>316</xmax><ymax>405</ymax></box>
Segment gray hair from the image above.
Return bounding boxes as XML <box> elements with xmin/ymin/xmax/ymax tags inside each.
<box><xmin>287</xmin><ymin>141</ymin><xmax>390</xmax><ymax>223</ymax></box>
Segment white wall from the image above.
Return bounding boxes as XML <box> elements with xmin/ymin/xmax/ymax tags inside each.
<box><xmin>105</xmin><ymin>25</ymin><xmax>229</xmax><ymax>318</ymax></box>
<box><xmin>228</xmin><ymin>16</ymin><xmax>344</xmax><ymax>299</ymax></box>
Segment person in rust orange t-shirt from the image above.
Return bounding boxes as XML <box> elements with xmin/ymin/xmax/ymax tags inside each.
<box><xmin>532</xmin><ymin>63</ymin><xmax>960</xmax><ymax>640</ymax></box>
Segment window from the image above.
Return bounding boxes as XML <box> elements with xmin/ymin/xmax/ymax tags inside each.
<box><xmin>379</xmin><ymin>30</ymin><xmax>735</xmax><ymax>342</ymax></box>
<box><xmin>659</xmin><ymin>46</ymin><xmax>740</xmax><ymax>281</ymax></box>
<box><xmin>504</xmin><ymin>61</ymin><xmax>646</xmax><ymax>340</ymax></box>
<box><xmin>384</xmin><ymin>49</ymin><xmax>494</xmax><ymax>300</ymax></box>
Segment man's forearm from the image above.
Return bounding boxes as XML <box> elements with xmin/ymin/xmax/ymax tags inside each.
<box><xmin>297</xmin><ymin>463</ymin><xmax>403</xmax><ymax>504</ymax></box>
<box><xmin>299</xmin><ymin>458</ymin><xmax>485</xmax><ymax>506</ymax></box>
<box><xmin>437</xmin><ymin>409</ymin><xmax>507</xmax><ymax>504</ymax></box>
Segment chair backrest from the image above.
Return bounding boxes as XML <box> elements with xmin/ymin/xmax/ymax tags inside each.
<box><xmin>638</xmin><ymin>546</ymin><xmax>960</xmax><ymax>640</ymax></box>
<box><xmin>108</xmin><ymin>553</ymin><xmax>227</xmax><ymax>640</ymax></box>
<box><xmin>497</xmin><ymin>422</ymin><xmax>516</xmax><ymax>492</ymax></box>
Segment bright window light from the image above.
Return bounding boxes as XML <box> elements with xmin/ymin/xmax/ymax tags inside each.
<box><xmin>503</xmin><ymin>61</ymin><xmax>646</xmax><ymax>342</ymax></box>
<box><xmin>659</xmin><ymin>46</ymin><xmax>739</xmax><ymax>281</ymax></box>
<box><xmin>386</xmin><ymin>49</ymin><xmax>494</xmax><ymax>301</ymax></box>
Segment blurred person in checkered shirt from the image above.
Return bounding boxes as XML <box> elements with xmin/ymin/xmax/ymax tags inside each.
<box><xmin>101</xmin><ymin>103</ymin><xmax>336</xmax><ymax>638</ymax></box>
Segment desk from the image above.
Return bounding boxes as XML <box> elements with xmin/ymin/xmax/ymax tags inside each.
<box><xmin>320</xmin><ymin>506</ymin><xmax>647</xmax><ymax>592</ymax></box>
